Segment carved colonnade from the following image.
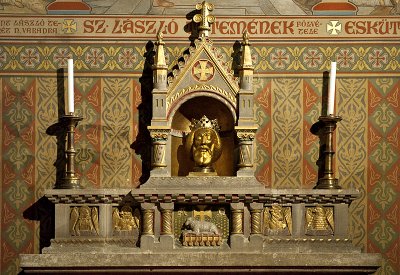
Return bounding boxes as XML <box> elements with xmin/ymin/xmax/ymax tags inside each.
<box><xmin>44</xmin><ymin>188</ymin><xmax>356</xmax><ymax>252</ymax></box>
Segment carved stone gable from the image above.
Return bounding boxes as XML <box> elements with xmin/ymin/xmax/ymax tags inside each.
<box><xmin>166</xmin><ymin>39</ymin><xmax>239</xmax><ymax>119</ymax></box>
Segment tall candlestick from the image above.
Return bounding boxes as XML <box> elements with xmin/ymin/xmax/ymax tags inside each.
<box><xmin>327</xmin><ymin>61</ymin><xmax>336</xmax><ymax>115</ymax></box>
<box><xmin>67</xmin><ymin>59</ymin><xmax>75</xmax><ymax>114</ymax></box>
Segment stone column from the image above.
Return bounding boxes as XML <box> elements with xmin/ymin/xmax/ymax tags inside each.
<box><xmin>231</xmin><ymin>210</ymin><xmax>244</xmax><ymax>234</ymax></box>
<box><xmin>249</xmin><ymin>202</ymin><xmax>263</xmax><ymax>250</ymax></box>
<box><xmin>159</xmin><ymin>203</ymin><xmax>174</xmax><ymax>249</ymax></box>
<box><xmin>235</xmin><ymin>128</ymin><xmax>257</xmax><ymax>177</ymax></box>
<box><xmin>249</xmin><ymin>203</ymin><xmax>263</xmax><ymax>235</ymax></box>
<box><xmin>230</xmin><ymin>203</ymin><xmax>246</xmax><ymax>249</ymax></box>
<box><xmin>140</xmin><ymin>203</ymin><xmax>156</xmax><ymax>250</ymax></box>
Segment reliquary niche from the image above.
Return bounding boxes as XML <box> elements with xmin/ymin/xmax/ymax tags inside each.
<box><xmin>69</xmin><ymin>206</ymin><xmax>100</xmax><ymax>236</ymax></box>
<box><xmin>263</xmin><ymin>204</ymin><xmax>292</xmax><ymax>236</ymax></box>
<box><xmin>305</xmin><ymin>204</ymin><xmax>334</xmax><ymax>236</ymax></box>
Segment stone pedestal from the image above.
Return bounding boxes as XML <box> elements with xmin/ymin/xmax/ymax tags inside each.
<box><xmin>21</xmin><ymin>251</ymin><xmax>381</xmax><ymax>274</ymax></box>
<box><xmin>20</xmin><ymin>185</ymin><xmax>381</xmax><ymax>274</ymax></box>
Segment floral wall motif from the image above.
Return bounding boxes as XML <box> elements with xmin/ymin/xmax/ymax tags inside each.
<box><xmin>0</xmin><ymin>44</ymin><xmax>399</xmax><ymax>73</ymax></box>
<box><xmin>0</xmin><ymin>39</ymin><xmax>399</xmax><ymax>275</ymax></box>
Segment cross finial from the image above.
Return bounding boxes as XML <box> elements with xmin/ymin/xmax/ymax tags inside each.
<box><xmin>241</xmin><ymin>30</ymin><xmax>253</xmax><ymax>69</ymax></box>
<box><xmin>156</xmin><ymin>29</ymin><xmax>164</xmax><ymax>45</ymax></box>
<box><xmin>242</xmin><ymin>30</ymin><xmax>250</xmax><ymax>46</ymax></box>
<box><xmin>193</xmin><ymin>1</ymin><xmax>215</xmax><ymax>38</ymax></box>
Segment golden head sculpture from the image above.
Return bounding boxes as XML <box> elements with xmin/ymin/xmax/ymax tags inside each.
<box><xmin>185</xmin><ymin>115</ymin><xmax>222</xmax><ymax>173</ymax></box>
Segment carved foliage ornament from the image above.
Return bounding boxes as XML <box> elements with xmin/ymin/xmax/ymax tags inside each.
<box><xmin>149</xmin><ymin>129</ymin><xmax>169</xmax><ymax>141</ymax></box>
<box><xmin>236</xmin><ymin>129</ymin><xmax>257</xmax><ymax>141</ymax></box>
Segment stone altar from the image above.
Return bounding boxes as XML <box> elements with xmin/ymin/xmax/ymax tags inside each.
<box><xmin>20</xmin><ymin>2</ymin><xmax>381</xmax><ymax>273</ymax></box>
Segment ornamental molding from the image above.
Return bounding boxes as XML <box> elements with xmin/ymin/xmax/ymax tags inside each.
<box><xmin>44</xmin><ymin>188</ymin><xmax>359</xmax><ymax>204</ymax></box>
<box><xmin>130</xmin><ymin>191</ymin><xmax>359</xmax><ymax>204</ymax></box>
<box><xmin>167</xmin><ymin>84</ymin><xmax>236</xmax><ymax>110</ymax></box>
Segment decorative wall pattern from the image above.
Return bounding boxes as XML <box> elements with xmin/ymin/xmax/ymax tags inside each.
<box><xmin>255</xmin><ymin>78</ymin><xmax>272</xmax><ymax>186</ymax></box>
<box><xmin>271</xmin><ymin>78</ymin><xmax>303</xmax><ymax>188</ymax></box>
<box><xmin>1</xmin><ymin>44</ymin><xmax>400</xmax><ymax>73</ymax></box>
<box><xmin>367</xmin><ymin>78</ymin><xmax>400</xmax><ymax>274</ymax></box>
<box><xmin>74</xmin><ymin>78</ymin><xmax>101</xmax><ymax>188</ymax></box>
<box><xmin>2</xmin><ymin>77</ymin><xmax>36</xmax><ymax>274</ymax></box>
<box><xmin>337</xmin><ymin>78</ymin><xmax>368</xmax><ymax>250</ymax></box>
<box><xmin>101</xmin><ymin>78</ymin><xmax>134</xmax><ymax>188</ymax></box>
<box><xmin>0</xmin><ymin>41</ymin><xmax>399</xmax><ymax>274</ymax></box>
<box><xmin>302</xmin><ymin>79</ymin><xmax>321</xmax><ymax>188</ymax></box>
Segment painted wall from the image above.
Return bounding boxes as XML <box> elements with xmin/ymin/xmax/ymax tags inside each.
<box><xmin>0</xmin><ymin>2</ymin><xmax>399</xmax><ymax>274</ymax></box>
<box><xmin>0</xmin><ymin>0</ymin><xmax>399</xmax><ymax>15</ymax></box>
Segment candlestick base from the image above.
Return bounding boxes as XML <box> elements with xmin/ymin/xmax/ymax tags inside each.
<box><xmin>56</xmin><ymin>177</ymin><xmax>82</xmax><ymax>189</ymax></box>
<box><xmin>53</xmin><ymin>113</ymin><xmax>83</xmax><ymax>189</ymax></box>
<box><xmin>313</xmin><ymin>114</ymin><xmax>342</xmax><ymax>190</ymax></box>
<box><xmin>314</xmin><ymin>178</ymin><xmax>341</xmax><ymax>189</ymax></box>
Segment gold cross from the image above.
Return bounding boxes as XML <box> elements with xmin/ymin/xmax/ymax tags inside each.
<box><xmin>62</xmin><ymin>19</ymin><xmax>77</xmax><ymax>34</ymax></box>
<box><xmin>193</xmin><ymin>205</ymin><xmax>212</xmax><ymax>221</ymax></box>
<box><xmin>193</xmin><ymin>60</ymin><xmax>213</xmax><ymax>81</ymax></box>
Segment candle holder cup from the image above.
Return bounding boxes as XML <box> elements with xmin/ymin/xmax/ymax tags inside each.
<box><xmin>312</xmin><ymin>115</ymin><xmax>342</xmax><ymax>189</ymax></box>
<box><xmin>55</xmin><ymin>113</ymin><xmax>83</xmax><ymax>189</ymax></box>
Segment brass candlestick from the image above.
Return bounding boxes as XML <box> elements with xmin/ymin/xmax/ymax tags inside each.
<box><xmin>313</xmin><ymin>115</ymin><xmax>342</xmax><ymax>189</ymax></box>
<box><xmin>55</xmin><ymin>113</ymin><xmax>83</xmax><ymax>189</ymax></box>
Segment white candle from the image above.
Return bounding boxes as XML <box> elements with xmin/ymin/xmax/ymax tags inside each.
<box><xmin>67</xmin><ymin>58</ymin><xmax>75</xmax><ymax>114</ymax></box>
<box><xmin>327</xmin><ymin>61</ymin><xmax>336</xmax><ymax>115</ymax></box>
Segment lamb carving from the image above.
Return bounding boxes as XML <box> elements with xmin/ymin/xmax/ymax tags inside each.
<box><xmin>184</xmin><ymin>217</ymin><xmax>220</xmax><ymax>234</ymax></box>
<box><xmin>182</xmin><ymin>217</ymin><xmax>222</xmax><ymax>246</ymax></box>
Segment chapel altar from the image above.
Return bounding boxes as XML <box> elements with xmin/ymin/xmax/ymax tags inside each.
<box><xmin>20</xmin><ymin>2</ymin><xmax>381</xmax><ymax>274</ymax></box>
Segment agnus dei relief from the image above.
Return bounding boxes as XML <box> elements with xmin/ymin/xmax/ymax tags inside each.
<box><xmin>181</xmin><ymin>217</ymin><xmax>222</xmax><ymax>246</ymax></box>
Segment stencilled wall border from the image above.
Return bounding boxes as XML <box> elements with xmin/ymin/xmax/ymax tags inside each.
<box><xmin>0</xmin><ymin>42</ymin><xmax>399</xmax><ymax>75</ymax></box>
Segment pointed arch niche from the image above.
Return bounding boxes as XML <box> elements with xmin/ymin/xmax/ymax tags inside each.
<box><xmin>170</xmin><ymin>95</ymin><xmax>236</xmax><ymax>177</ymax></box>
